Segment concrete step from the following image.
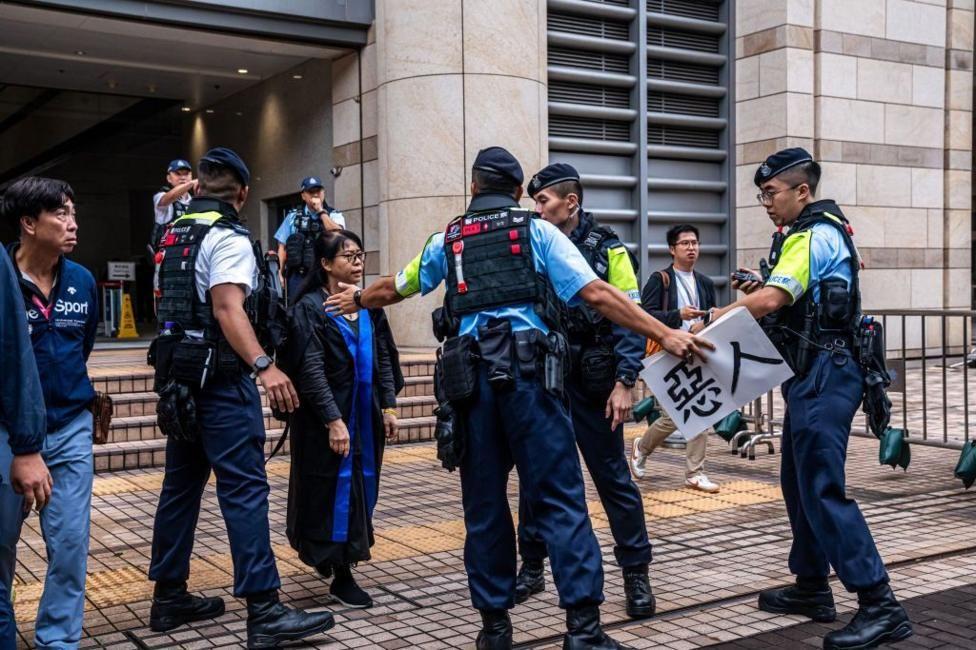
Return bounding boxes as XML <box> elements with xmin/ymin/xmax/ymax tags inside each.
<box><xmin>93</xmin><ymin>416</ymin><xmax>437</xmax><ymax>473</ymax></box>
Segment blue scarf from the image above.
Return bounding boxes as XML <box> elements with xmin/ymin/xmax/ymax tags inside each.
<box><xmin>325</xmin><ymin>309</ymin><xmax>378</xmax><ymax>542</ymax></box>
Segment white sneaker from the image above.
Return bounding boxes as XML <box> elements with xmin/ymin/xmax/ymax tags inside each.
<box><xmin>686</xmin><ymin>474</ymin><xmax>720</xmax><ymax>493</ymax></box>
<box><xmin>630</xmin><ymin>437</ymin><xmax>647</xmax><ymax>479</ymax></box>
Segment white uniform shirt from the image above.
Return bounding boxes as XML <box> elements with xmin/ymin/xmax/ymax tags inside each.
<box><xmin>153</xmin><ymin>191</ymin><xmax>192</xmax><ymax>225</ymax></box>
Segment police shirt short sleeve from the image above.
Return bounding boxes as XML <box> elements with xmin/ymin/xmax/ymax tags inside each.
<box><xmin>207</xmin><ymin>231</ymin><xmax>257</xmax><ymax>296</ymax></box>
<box><xmin>606</xmin><ymin>245</ymin><xmax>641</xmax><ymax>304</ymax></box>
<box><xmin>153</xmin><ymin>192</ymin><xmax>172</xmax><ymax>225</ymax></box>
<box><xmin>329</xmin><ymin>210</ymin><xmax>347</xmax><ymax>228</ymax></box>
<box><xmin>394</xmin><ymin>232</ymin><xmax>447</xmax><ymax>298</ymax></box>
<box><xmin>766</xmin><ymin>230</ymin><xmax>813</xmax><ymax>304</ymax></box>
<box><xmin>274</xmin><ymin>213</ymin><xmax>295</xmax><ymax>245</ymax></box>
<box><xmin>530</xmin><ymin>219</ymin><xmax>598</xmax><ymax>306</ymax></box>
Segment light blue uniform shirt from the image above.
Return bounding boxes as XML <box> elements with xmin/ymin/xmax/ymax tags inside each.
<box><xmin>767</xmin><ymin>217</ymin><xmax>854</xmax><ymax>305</ymax></box>
<box><xmin>274</xmin><ymin>206</ymin><xmax>346</xmax><ymax>245</ymax></box>
<box><xmin>394</xmin><ymin>217</ymin><xmax>598</xmax><ymax>338</ymax></box>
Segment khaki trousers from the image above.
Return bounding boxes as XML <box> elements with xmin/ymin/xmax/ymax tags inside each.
<box><xmin>637</xmin><ymin>411</ymin><xmax>707</xmax><ymax>479</ymax></box>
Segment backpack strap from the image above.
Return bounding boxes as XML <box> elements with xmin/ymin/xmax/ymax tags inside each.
<box><xmin>658</xmin><ymin>270</ymin><xmax>670</xmax><ymax>311</ymax></box>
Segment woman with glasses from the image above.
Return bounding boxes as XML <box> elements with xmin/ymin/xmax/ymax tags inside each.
<box><xmin>283</xmin><ymin>229</ymin><xmax>403</xmax><ymax>608</ymax></box>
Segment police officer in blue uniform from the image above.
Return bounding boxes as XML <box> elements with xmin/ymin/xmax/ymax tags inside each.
<box><xmin>275</xmin><ymin>176</ymin><xmax>346</xmax><ymax>303</ymax></box>
<box><xmin>708</xmin><ymin>148</ymin><xmax>912</xmax><ymax>650</ymax></box>
<box><xmin>514</xmin><ymin>163</ymin><xmax>654</xmax><ymax>620</ymax></box>
<box><xmin>148</xmin><ymin>147</ymin><xmax>335</xmax><ymax>649</ymax></box>
<box><xmin>326</xmin><ymin>147</ymin><xmax>709</xmax><ymax>650</ymax></box>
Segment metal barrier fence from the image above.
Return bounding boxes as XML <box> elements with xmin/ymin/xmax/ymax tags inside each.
<box><xmin>733</xmin><ymin>309</ymin><xmax>976</xmax><ymax>458</ymax></box>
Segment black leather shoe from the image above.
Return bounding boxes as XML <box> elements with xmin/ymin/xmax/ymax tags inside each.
<box><xmin>622</xmin><ymin>565</ymin><xmax>655</xmax><ymax>619</ymax></box>
<box><xmin>246</xmin><ymin>595</ymin><xmax>335</xmax><ymax>649</ymax></box>
<box><xmin>758</xmin><ymin>579</ymin><xmax>836</xmax><ymax>623</ymax></box>
<box><xmin>514</xmin><ymin>559</ymin><xmax>545</xmax><ymax>604</ymax></box>
<box><xmin>563</xmin><ymin>605</ymin><xmax>631</xmax><ymax>650</ymax></box>
<box><xmin>330</xmin><ymin>565</ymin><xmax>373</xmax><ymax>609</ymax></box>
<box><xmin>476</xmin><ymin>609</ymin><xmax>513</xmax><ymax>650</ymax></box>
<box><xmin>149</xmin><ymin>583</ymin><xmax>225</xmax><ymax>632</ymax></box>
<box><xmin>823</xmin><ymin>584</ymin><xmax>912</xmax><ymax>650</ymax></box>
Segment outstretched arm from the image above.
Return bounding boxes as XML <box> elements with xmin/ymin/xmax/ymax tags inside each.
<box><xmin>325</xmin><ymin>277</ymin><xmax>404</xmax><ymax>314</ymax></box>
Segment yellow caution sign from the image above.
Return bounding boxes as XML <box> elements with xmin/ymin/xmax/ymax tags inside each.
<box><xmin>118</xmin><ymin>293</ymin><xmax>139</xmax><ymax>339</ymax></box>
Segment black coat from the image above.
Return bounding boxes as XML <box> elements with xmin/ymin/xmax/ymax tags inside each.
<box><xmin>640</xmin><ymin>265</ymin><xmax>716</xmax><ymax>329</ymax></box>
<box><xmin>284</xmin><ymin>289</ymin><xmax>401</xmax><ymax>569</ymax></box>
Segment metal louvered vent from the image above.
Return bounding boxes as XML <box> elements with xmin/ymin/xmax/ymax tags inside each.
<box><xmin>648</xmin><ymin>27</ymin><xmax>720</xmax><ymax>53</ymax></box>
<box><xmin>548</xmin><ymin>13</ymin><xmax>629</xmax><ymax>40</ymax></box>
<box><xmin>647</xmin><ymin>0</ymin><xmax>720</xmax><ymax>21</ymax></box>
<box><xmin>597</xmin><ymin>0</ymin><xmax>631</xmax><ymax>5</ymax></box>
<box><xmin>548</xmin><ymin>47</ymin><xmax>630</xmax><ymax>74</ymax></box>
<box><xmin>550</xmin><ymin>116</ymin><xmax>631</xmax><ymax>142</ymax></box>
<box><xmin>649</xmin><ymin>125</ymin><xmax>719</xmax><ymax>149</ymax></box>
<box><xmin>648</xmin><ymin>59</ymin><xmax>719</xmax><ymax>85</ymax></box>
<box><xmin>550</xmin><ymin>81</ymin><xmax>630</xmax><ymax>108</ymax></box>
<box><xmin>648</xmin><ymin>93</ymin><xmax>719</xmax><ymax>117</ymax></box>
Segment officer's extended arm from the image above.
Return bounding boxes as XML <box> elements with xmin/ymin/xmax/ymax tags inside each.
<box><xmin>327</xmin><ymin>277</ymin><xmax>404</xmax><ymax>313</ymax></box>
<box><xmin>711</xmin><ymin>285</ymin><xmax>792</xmax><ymax>322</ymax></box>
<box><xmin>157</xmin><ymin>180</ymin><xmax>195</xmax><ymax>207</ymax></box>
<box><xmin>578</xmin><ymin>280</ymin><xmax>712</xmax><ymax>360</ymax></box>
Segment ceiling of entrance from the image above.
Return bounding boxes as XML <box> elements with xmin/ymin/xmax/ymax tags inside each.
<box><xmin>0</xmin><ymin>3</ymin><xmax>348</xmax><ymax>108</ymax></box>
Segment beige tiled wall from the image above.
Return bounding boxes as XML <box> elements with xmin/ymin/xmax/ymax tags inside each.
<box><xmin>735</xmin><ymin>0</ymin><xmax>974</xmax><ymax>319</ymax></box>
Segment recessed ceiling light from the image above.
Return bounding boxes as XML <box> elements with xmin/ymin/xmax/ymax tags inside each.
<box><xmin>205</xmin><ymin>109</ymin><xmax>214</xmax><ymax>114</ymax></box>
<box><xmin>75</xmin><ymin>50</ymin><xmax>85</xmax><ymax>56</ymax></box>
<box><xmin>235</xmin><ymin>111</ymin><xmax>243</xmax><ymax>116</ymax></box>
<box><xmin>237</xmin><ymin>68</ymin><xmax>248</xmax><ymax>74</ymax></box>
<box><xmin>181</xmin><ymin>106</ymin><xmax>191</xmax><ymax>112</ymax></box>
<box><xmin>292</xmin><ymin>74</ymin><xmax>303</xmax><ymax>80</ymax></box>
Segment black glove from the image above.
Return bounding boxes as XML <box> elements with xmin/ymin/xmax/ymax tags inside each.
<box><xmin>434</xmin><ymin>403</ymin><xmax>461</xmax><ymax>472</ymax></box>
<box><xmin>862</xmin><ymin>370</ymin><xmax>891</xmax><ymax>439</ymax></box>
<box><xmin>157</xmin><ymin>381</ymin><xmax>200</xmax><ymax>442</ymax></box>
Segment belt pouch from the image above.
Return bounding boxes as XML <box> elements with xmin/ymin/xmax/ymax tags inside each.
<box><xmin>515</xmin><ymin>330</ymin><xmax>540</xmax><ymax>380</ymax></box>
<box><xmin>441</xmin><ymin>334</ymin><xmax>479</xmax><ymax>404</ymax></box>
<box><xmin>216</xmin><ymin>339</ymin><xmax>244</xmax><ymax>375</ymax></box>
<box><xmin>544</xmin><ymin>331</ymin><xmax>568</xmax><ymax>399</ymax></box>
<box><xmin>148</xmin><ymin>333</ymin><xmax>183</xmax><ymax>393</ymax></box>
<box><xmin>170</xmin><ymin>338</ymin><xmax>216</xmax><ymax>389</ymax></box>
<box><xmin>477</xmin><ymin>318</ymin><xmax>515</xmax><ymax>392</ymax></box>
<box><xmin>578</xmin><ymin>345</ymin><xmax>616</xmax><ymax>400</ymax></box>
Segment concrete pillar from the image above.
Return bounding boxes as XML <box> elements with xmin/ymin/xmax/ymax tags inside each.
<box><xmin>373</xmin><ymin>0</ymin><xmax>548</xmax><ymax>347</ymax></box>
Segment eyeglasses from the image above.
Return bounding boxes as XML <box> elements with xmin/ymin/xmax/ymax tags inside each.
<box><xmin>756</xmin><ymin>184</ymin><xmax>801</xmax><ymax>205</ymax></box>
<box><xmin>673</xmin><ymin>240</ymin><xmax>699</xmax><ymax>249</ymax></box>
<box><xmin>337</xmin><ymin>252</ymin><xmax>366</xmax><ymax>264</ymax></box>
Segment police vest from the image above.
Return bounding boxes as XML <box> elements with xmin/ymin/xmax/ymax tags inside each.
<box><xmin>163</xmin><ymin>186</ymin><xmax>190</xmax><ymax>222</ymax></box>
<box><xmin>442</xmin><ymin>208</ymin><xmax>561</xmax><ymax>330</ymax></box>
<box><xmin>764</xmin><ymin>203</ymin><xmax>862</xmax><ymax>353</ymax></box>
<box><xmin>155</xmin><ymin>208</ymin><xmax>251</xmax><ymax>335</ymax></box>
<box><xmin>284</xmin><ymin>209</ymin><xmax>322</xmax><ymax>276</ymax></box>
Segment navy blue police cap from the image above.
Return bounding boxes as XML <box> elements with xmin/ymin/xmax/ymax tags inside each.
<box><xmin>200</xmin><ymin>147</ymin><xmax>250</xmax><ymax>186</ymax></box>
<box><xmin>754</xmin><ymin>147</ymin><xmax>819</xmax><ymax>186</ymax></box>
<box><xmin>300</xmin><ymin>176</ymin><xmax>324</xmax><ymax>192</ymax></box>
<box><xmin>527</xmin><ymin>162</ymin><xmax>583</xmax><ymax>202</ymax></box>
<box><xmin>167</xmin><ymin>159</ymin><xmax>192</xmax><ymax>173</ymax></box>
<box><xmin>472</xmin><ymin>146</ymin><xmax>524</xmax><ymax>185</ymax></box>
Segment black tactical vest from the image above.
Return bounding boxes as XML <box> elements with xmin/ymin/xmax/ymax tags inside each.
<box><xmin>284</xmin><ymin>208</ymin><xmax>322</xmax><ymax>276</ymax></box>
<box><xmin>442</xmin><ymin>208</ymin><xmax>561</xmax><ymax>330</ymax></box>
<box><xmin>155</xmin><ymin>200</ymin><xmax>250</xmax><ymax>336</ymax></box>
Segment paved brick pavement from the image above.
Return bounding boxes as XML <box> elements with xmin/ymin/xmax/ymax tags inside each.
<box><xmin>10</xmin><ymin>421</ymin><xmax>976</xmax><ymax>649</ymax></box>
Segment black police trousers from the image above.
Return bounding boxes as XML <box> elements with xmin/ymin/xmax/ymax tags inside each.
<box><xmin>517</xmin><ymin>379</ymin><xmax>652</xmax><ymax>569</ymax></box>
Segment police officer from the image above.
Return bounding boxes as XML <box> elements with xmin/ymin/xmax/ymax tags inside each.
<box><xmin>708</xmin><ymin>148</ymin><xmax>912</xmax><ymax>649</ymax></box>
<box><xmin>148</xmin><ymin>147</ymin><xmax>335</xmax><ymax>649</ymax></box>
<box><xmin>514</xmin><ymin>163</ymin><xmax>654</xmax><ymax>620</ymax></box>
<box><xmin>325</xmin><ymin>147</ymin><xmax>710</xmax><ymax>649</ymax></box>
<box><xmin>151</xmin><ymin>159</ymin><xmax>195</xmax><ymax>252</ymax></box>
<box><xmin>275</xmin><ymin>176</ymin><xmax>345</xmax><ymax>303</ymax></box>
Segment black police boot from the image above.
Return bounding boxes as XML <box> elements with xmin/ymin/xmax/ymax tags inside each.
<box><xmin>330</xmin><ymin>564</ymin><xmax>373</xmax><ymax>609</ymax></box>
<box><xmin>622</xmin><ymin>564</ymin><xmax>656</xmax><ymax>619</ymax></box>
<box><xmin>514</xmin><ymin>559</ymin><xmax>545</xmax><ymax>604</ymax></box>
<box><xmin>149</xmin><ymin>581</ymin><xmax>225</xmax><ymax>632</ymax></box>
<box><xmin>476</xmin><ymin>609</ymin><xmax>513</xmax><ymax>650</ymax></box>
<box><xmin>758</xmin><ymin>577</ymin><xmax>837</xmax><ymax>623</ymax></box>
<box><xmin>823</xmin><ymin>583</ymin><xmax>912</xmax><ymax>650</ymax></box>
<box><xmin>245</xmin><ymin>591</ymin><xmax>335</xmax><ymax>649</ymax></box>
<box><xmin>563</xmin><ymin>605</ymin><xmax>631</xmax><ymax>650</ymax></box>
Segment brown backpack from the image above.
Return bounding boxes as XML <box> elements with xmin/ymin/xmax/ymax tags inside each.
<box><xmin>644</xmin><ymin>270</ymin><xmax>670</xmax><ymax>358</ymax></box>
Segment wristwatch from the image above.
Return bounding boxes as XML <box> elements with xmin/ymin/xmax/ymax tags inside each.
<box><xmin>251</xmin><ymin>355</ymin><xmax>273</xmax><ymax>378</ymax></box>
<box><xmin>616</xmin><ymin>375</ymin><xmax>636</xmax><ymax>388</ymax></box>
<box><xmin>353</xmin><ymin>289</ymin><xmax>364</xmax><ymax>309</ymax></box>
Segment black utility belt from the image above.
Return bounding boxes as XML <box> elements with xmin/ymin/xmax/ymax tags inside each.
<box><xmin>148</xmin><ymin>333</ymin><xmax>245</xmax><ymax>393</ymax></box>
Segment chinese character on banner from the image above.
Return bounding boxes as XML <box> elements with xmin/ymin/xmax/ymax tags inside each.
<box><xmin>640</xmin><ymin>307</ymin><xmax>794</xmax><ymax>439</ymax></box>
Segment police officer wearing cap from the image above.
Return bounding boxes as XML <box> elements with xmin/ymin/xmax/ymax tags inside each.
<box><xmin>707</xmin><ymin>148</ymin><xmax>912</xmax><ymax>649</ymax></box>
<box><xmin>325</xmin><ymin>146</ymin><xmax>710</xmax><ymax>650</ymax></box>
<box><xmin>150</xmin><ymin>159</ymin><xmax>196</xmax><ymax>252</ymax></box>
<box><xmin>275</xmin><ymin>176</ymin><xmax>346</xmax><ymax>303</ymax></box>
<box><xmin>148</xmin><ymin>147</ymin><xmax>335</xmax><ymax>648</ymax></box>
<box><xmin>514</xmin><ymin>163</ymin><xmax>654</xmax><ymax>620</ymax></box>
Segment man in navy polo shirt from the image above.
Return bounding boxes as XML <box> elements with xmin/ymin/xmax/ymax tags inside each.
<box><xmin>2</xmin><ymin>176</ymin><xmax>98</xmax><ymax>649</ymax></box>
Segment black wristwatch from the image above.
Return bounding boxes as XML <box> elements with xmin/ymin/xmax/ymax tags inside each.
<box><xmin>353</xmin><ymin>289</ymin><xmax>364</xmax><ymax>308</ymax></box>
<box><xmin>251</xmin><ymin>354</ymin><xmax>273</xmax><ymax>378</ymax></box>
<box><xmin>616</xmin><ymin>375</ymin><xmax>636</xmax><ymax>388</ymax></box>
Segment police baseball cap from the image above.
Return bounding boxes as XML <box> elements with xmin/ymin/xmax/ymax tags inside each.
<box><xmin>527</xmin><ymin>162</ymin><xmax>583</xmax><ymax>202</ymax></box>
<box><xmin>754</xmin><ymin>147</ymin><xmax>820</xmax><ymax>186</ymax></box>
<box><xmin>167</xmin><ymin>159</ymin><xmax>192</xmax><ymax>173</ymax></box>
<box><xmin>300</xmin><ymin>176</ymin><xmax>324</xmax><ymax>192</ymax></box>
<box><xmin>472</xmin><ymin>146</ymin><xmax>524</xmax><ymax>185</ymax></box>
<box><xmin>200</xmin><ymin>147</ymin><xmax>250</xmax><ymax>186</ymax></box>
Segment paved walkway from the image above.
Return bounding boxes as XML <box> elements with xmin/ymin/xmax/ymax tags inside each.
<box><xmin>11</xmin><ymin>423</ymin><xmax>976</xmax><ymax>649</ymax></box>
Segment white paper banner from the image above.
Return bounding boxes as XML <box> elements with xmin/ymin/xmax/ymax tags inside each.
<box><xmin>639</xmin><ymin>306</ymin><xmax>794</xmax><ymax>439</ymax></box>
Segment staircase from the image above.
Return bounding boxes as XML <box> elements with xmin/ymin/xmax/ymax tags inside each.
<box><xmin>89</xmin><ymin>349</ymin><xmax>437</xmax><ymax>473</ymax></box>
